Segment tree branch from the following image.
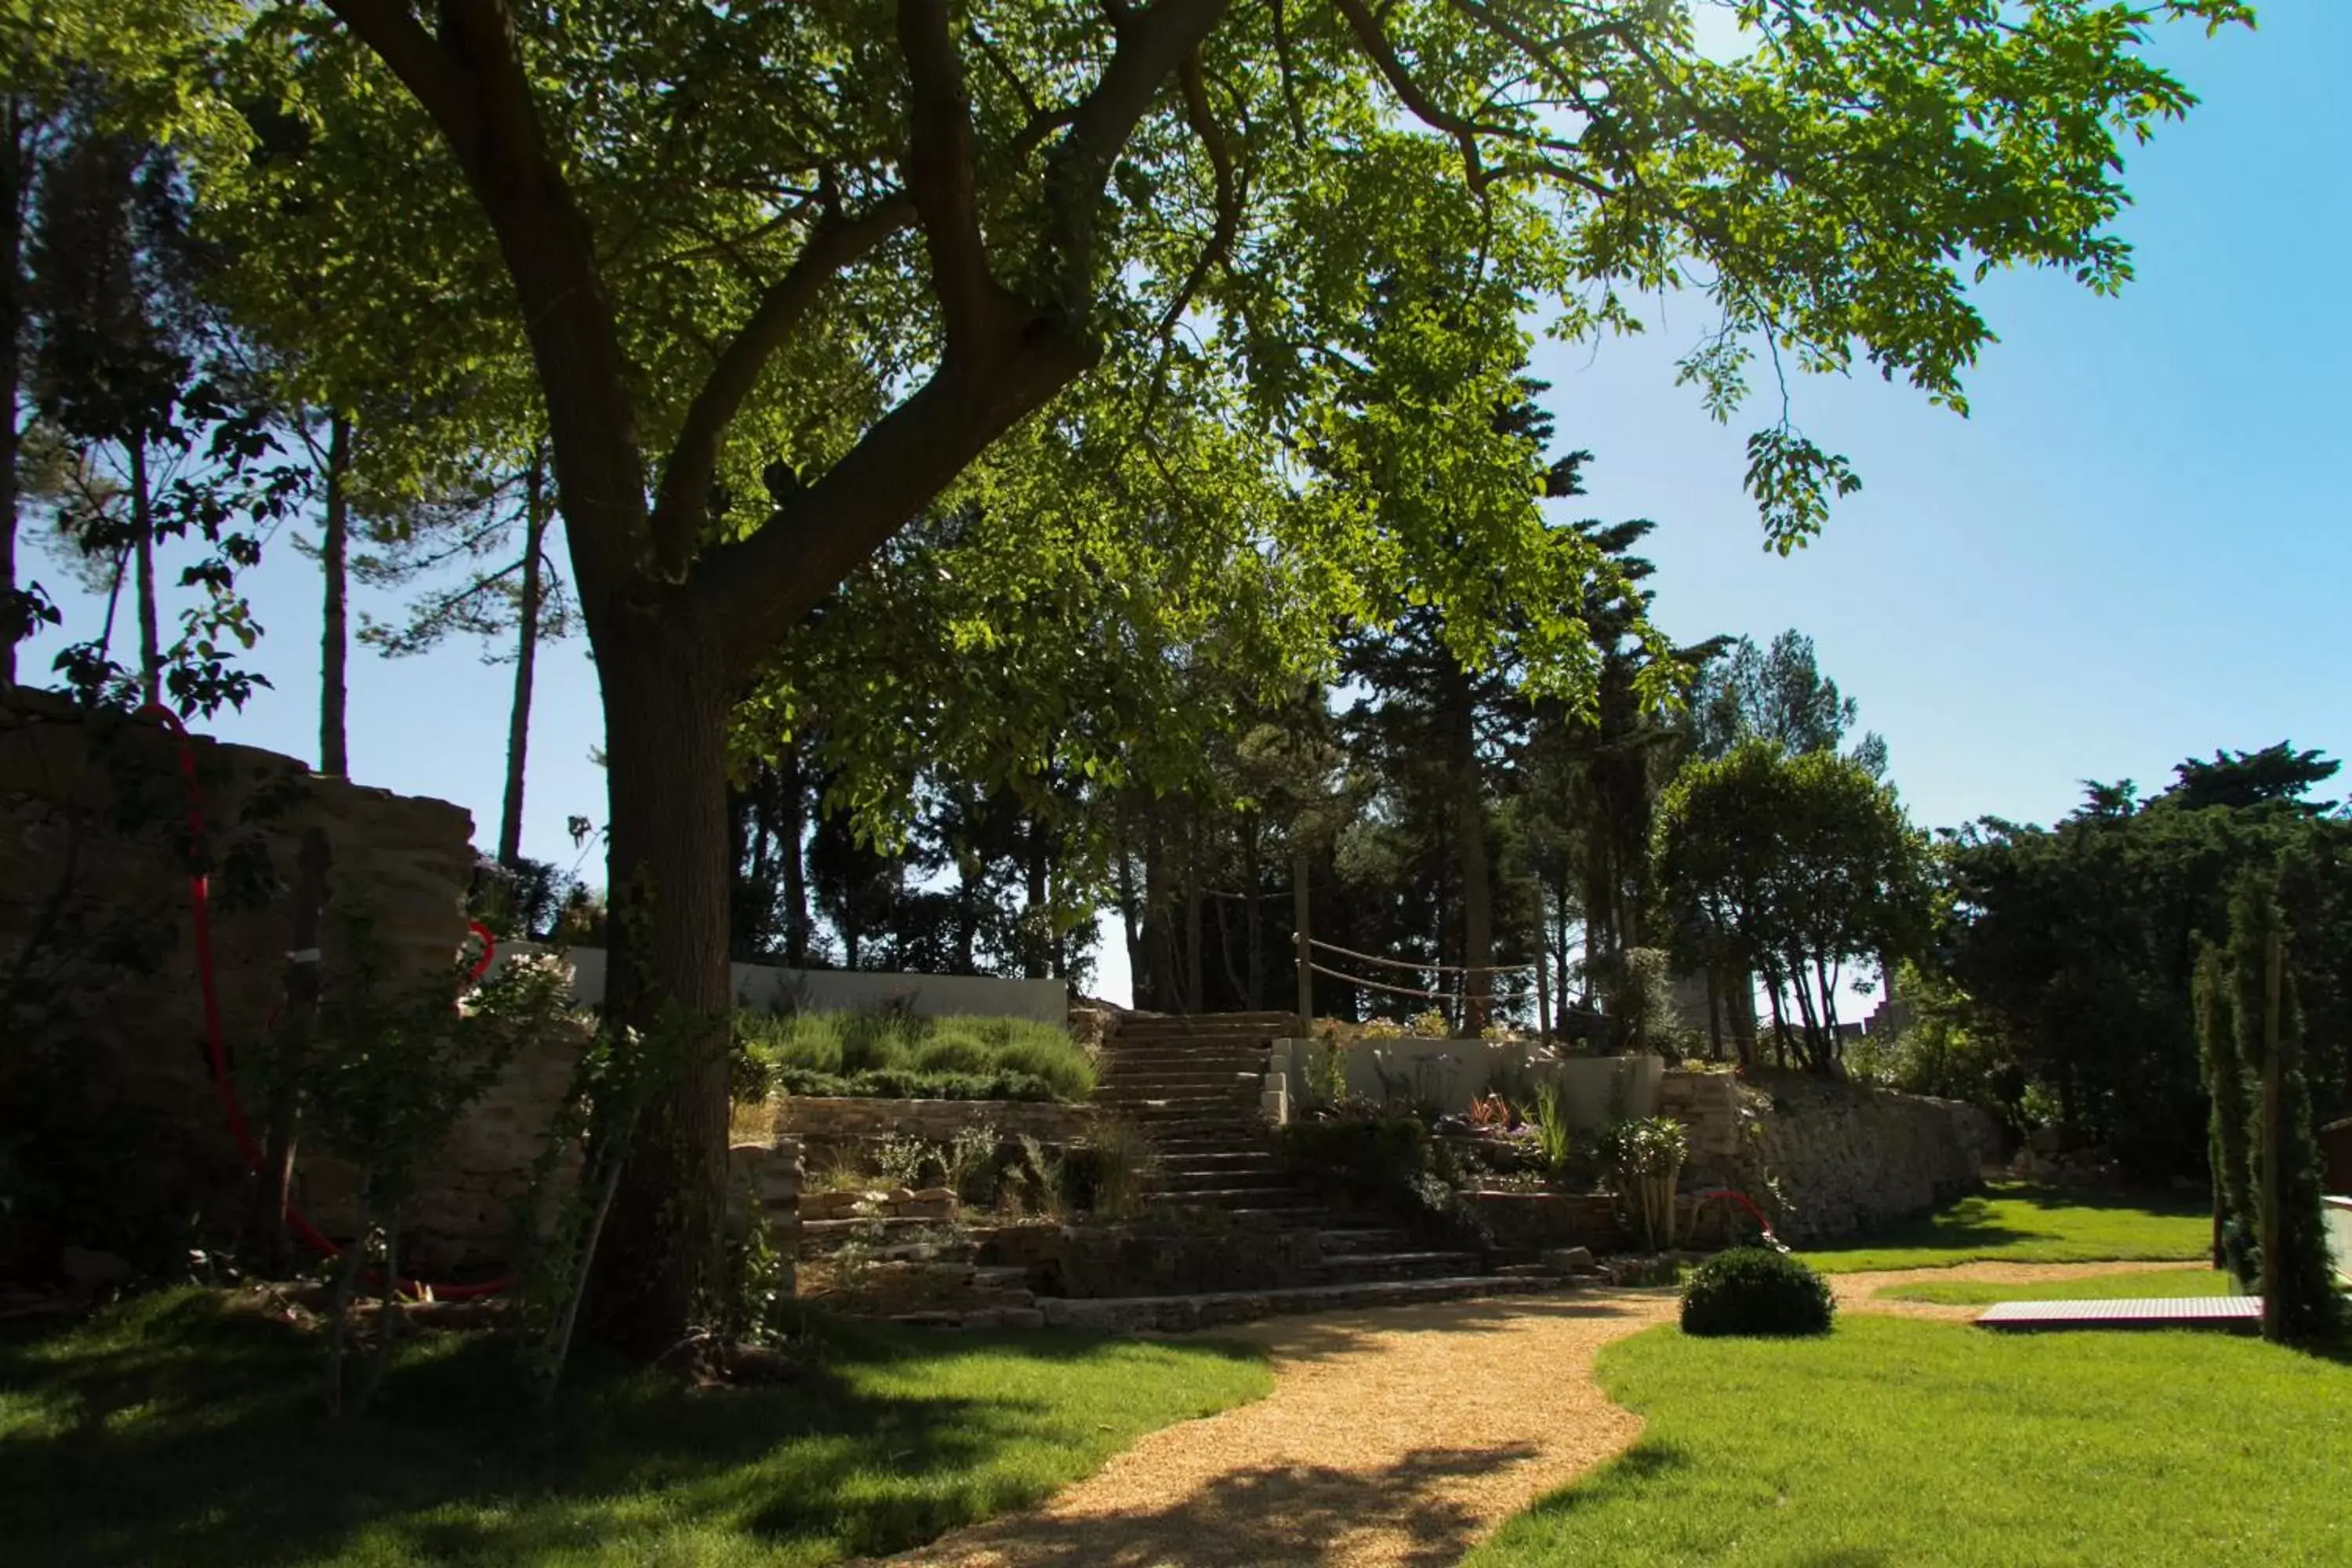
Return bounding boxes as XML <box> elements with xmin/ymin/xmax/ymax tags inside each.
<box><xmin>699</xmin><ymin>328</ymin><xmax>1098</xmax><ymax>683</ymax></box>
<box><xmin>318</xmin><ymin>0</ymin><xmax>472</xmax><ymax>137</ymax></box>
<box><xmin>653</xmin><ymin>194</ymin><xmax>913</xmax><ymax>578</ymax></box>
<box><xmin>898</xmin><ymin>0</ymin><xmax>1000</xmax><ymax>354</ymax></box>
<box><xmin>1042</xmin><ymin>0</ymin><xmax>1229</xmax><ymax>314</ymax></box>
<box><xmin>325</xmin><ymin>0</ymin><xmax>652</xmax><ymax>601</ymax></box>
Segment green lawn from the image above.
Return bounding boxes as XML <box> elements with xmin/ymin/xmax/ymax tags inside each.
<box><xmin>1795</xmin><ymin>1181</ymin><xmax>2212</xmax><ymax>1274</ymax></box>
<box><xmin>0</xmin><ymin>1290</ymin><xmax>1269</xmax><ymax>1567</ymax></box>
<box><xmin>1876</xmin><ymin>1267</ymin><xmax>2231</xmax><ymax>1307</ymax></box>
<box><xmin>1466</xmin><ymin>1316</ymin><xmax>2352</xmax><ymax>1568</ymax></box>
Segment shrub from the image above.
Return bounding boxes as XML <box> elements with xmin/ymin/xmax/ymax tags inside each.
<box><xmin>1680</xmin><ymin>1247</ymin><xmax>1835</xmax><ymax>1338</ymax></box>
<box><xmin>1062</xmin><ymin>1122</ymin><xmax>1158</xmax><ymax>1218</ymax></box>
<box><xmin>737</xmin><ymin>1008</ymin><xmax>1094</xmax><ymax>1101</ymax></box>
<box><xmin>771</xmin><ymin>1066</ymin><xmax>1062</xmax><ymax>1102</ymax></box>
<box><xmin>1280</xmin><ymin>1116</ymin><xmax>1430</xmax><ymax>1204</ymax></box>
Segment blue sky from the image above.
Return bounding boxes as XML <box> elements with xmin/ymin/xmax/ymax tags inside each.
<box><xmin>22</xmin><ymin>3</ymin><xmax>2344</xmax><ymax>1007</ymax></box>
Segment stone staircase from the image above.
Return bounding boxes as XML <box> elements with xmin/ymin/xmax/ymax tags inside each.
<box><xmin>1065</xmin><ymin>1011</ymin><xmax>1573</xmax><ymax>1327</ymax></box>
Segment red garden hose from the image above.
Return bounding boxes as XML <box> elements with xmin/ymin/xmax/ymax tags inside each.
<box><xmin>137</xmin><ymin>703</ymin><xmax>510</xmax><ymax>1299</ymax></box>
<box><xmin>1692</xmin><ymin>1186</ymin><xmax>1788</xmax><ymax>1252</ymax></box>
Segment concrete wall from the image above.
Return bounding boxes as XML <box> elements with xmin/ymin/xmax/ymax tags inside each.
<box><xmin>1265</xmin><ymin>1037</ymin><xmax>1663</xmax><ymax>1128</ymax></box>
<box><xmin>543</xmin><ymin>945</ymin><xmax>1068</xmax><ymax>1023</ymax></box>
<box><xmin>2326</xmin><ymin>1196</ymin><xmax>2351</xmax><ymax>1286</ymax></box>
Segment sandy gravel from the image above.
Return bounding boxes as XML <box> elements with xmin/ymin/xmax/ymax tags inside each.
<box><xmin>1828</xmin><ymin>1258</ymin><xmax>2194</xmax><ymax>1319</ymax></box>
<box><xmin>856</xmin><ymin>1263</ymin><xmax>2185</xmax><ymax>1568</ymax></box>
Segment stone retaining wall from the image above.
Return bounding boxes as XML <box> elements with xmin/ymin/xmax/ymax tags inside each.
<box><xmin>1658</xmin><ymin>1068</ymin><xmax>2003</xmax><ymax>1244</ymax></box>
<box><xmin>775</xmin><ymin>1096</ymin><xmax>1096</xmax><ymax>1167</ymax></box>
<box><xmin>0</xmin><ymin>692</ymin><xmax>502</xmax><ymax>1270</ymax></box>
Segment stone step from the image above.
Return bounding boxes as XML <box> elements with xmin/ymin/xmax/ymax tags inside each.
<box><xmin>1161</xmin><ymin>1186</ymin><xmax>1326</xmax><ymax>1208</ymax></box>
<box><xmin>1109</xmin><ymin>1034</ymin><xmax>1279</xmax><ymax>1050</ymax></box>
<box><xmin>1312</xmin><ymin>1228</ymin><xmax>1413</xmax><ymax>1257</ymax></box>
<box><xmin>1311</xmin><ymin>1250</ymin><xmax>1478</xmax><ymax>1282</ymax></box>
<box><xmin>1037</xmin><ymin>1274</ymin><xmax>1571</xmax><ymax>1333</ymax></box>
<box><xmin>1152</xmin><ymin>1168</ymin><xmax>1295</xmax><ymax>1194</ymax></box>
<box><xmin>1094</xmin><ymin>1083</ymin><xmax>1259</xmax><ymax>1102</ymax></box>
<box><xmin>1097</xmin><ymin>1065</ymin><xmax>1264</xmax><ymax>1083</ymax></box>
<box><xmin>1156</xmin><ymin>1149</ymin><xmax>1283</xmax><ymax>1167</ymax></box>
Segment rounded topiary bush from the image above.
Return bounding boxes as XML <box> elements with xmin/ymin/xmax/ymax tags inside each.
<box><xmin>1679</xmin><ymin>1247</ymin><xmax>1835</xmax><ymax>1338</ymax></box>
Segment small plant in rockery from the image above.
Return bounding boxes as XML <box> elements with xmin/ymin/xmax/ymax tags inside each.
<box><xmin>1602</xmin><ymin>1116</ymin><xmax>1691</xmax><ymax>1250</ymax></box>
<box><xmin>1065</xmin><ymin>1122</ymin><xmax>1159</xmax><ymax>1218</ymax></box>
<box><xmin>1308</xmin><ymin>1040</ymin><xmax>1352</xmax><ymax>1110</ymax></box>
<box><xmin>801</xmin><ymin>1145</ymin><xmax>872</xmax><ymax>1194</ymax></box>
<box><xmin>1466</xmin><ymin>1093</ymin><xmax>1512</xmax><ymax>1131</ymax></box>
<box><xmin>1679</xmin><ymin>1247</ymin><xmax>1835</xmax><ymax>1337</ymax></box>
<box><xmin>872</xmin><ymin>1134</ymin><xmax>939</xmax><ymax>1191</ymax></box>
<box><xmin>1013</xmin><ymin>1133</ymin><xmax>1065</xmax><ymax>1219</ymax></box>
<box><xmin>303</xmin><ymin>925</ymin><xmax>575</xmax><ymax>1415</ymax></box>
<box><xmin>1280</xmin><ymin>1116</ymin><xmax>1430</xmax><ymax>1207</ymax></box>
<box><xmin>1531</xmin><ymin>1082</ymin><xmax>1573</xmax><ymax>1177</ymax></box>
<box><xmin>945</xmin><ymin>1123</ymin><xmax>1004</xmax><ymax>1209</ymax></box>
<box><xmin>1406</xmin><ymin>1008</ymin><xmax>1453</xmax><ymax>1039</ymax></box>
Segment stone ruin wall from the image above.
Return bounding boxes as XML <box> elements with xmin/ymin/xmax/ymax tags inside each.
<box><xmin>0</xmin><ymin>691</ymin><xmax>579</xmax><ymax>1272</ymax></box>
<box><xmin>1662</xmin><ymin>1067</ymin><xmax>2005</xmax><ymax>1244</ymax></box>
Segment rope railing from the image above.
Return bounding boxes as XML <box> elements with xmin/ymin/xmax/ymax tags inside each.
<box><xmin>1305</xmin><ymin>934</ymin><xmax>1538</xmax><ymax>978</ymax></box>
<box><xmin>1288</xmin><ymin>864</ymin><xmax>1555</xmax><ymax>1038</ymax></box>
<box><xmin>1305</xmin><ymin>960</ymin><xmax>1545</xmax><ymax>1006</ymax></box>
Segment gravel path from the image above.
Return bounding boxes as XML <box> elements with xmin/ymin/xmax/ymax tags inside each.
<box><xmin>856</xmin><ymin>1262</ymin><xmax>2184</xmax><ymax>1568</ymax></box>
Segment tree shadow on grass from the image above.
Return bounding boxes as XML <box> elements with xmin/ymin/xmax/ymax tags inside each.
<box><xmin>1801</xmin><ymin>1183</ymin><xmax>2209</xmax><ymax>1266</ymax></box>
<box><xmin>0</xmin><ymin>1290</ymin><xmax>1265</xmax><ymax>1568</ymax></box>
<box><xmin>854</xmin><ymin>1439</ymin><xmax>1548</xmax><ymax>1568</ymax></box>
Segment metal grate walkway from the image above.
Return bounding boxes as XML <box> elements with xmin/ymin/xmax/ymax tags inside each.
<box><xmin>1976</xmin><ymin>1297</ymin><xmax>2263</xmax><ymax>1333</ymax></box>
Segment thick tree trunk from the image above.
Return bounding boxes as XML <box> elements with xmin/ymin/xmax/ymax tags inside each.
<box><xmin>1182</xmin><ymin>811</ymin><xmax>1204</xmax><ymax>1014</ymax></box>
<box><xmin>582</xmin><ymin>619</ymin><xmax>735</xmax><ymax>1359</ymax></box>
<box><xmin>1243</xmin><ymin>818</ymin><xmax>1262</xmax><ymax>1010</ymax></box>
<box><xmin>1445</xmin><ymin>661</ymin><xmax>1492</xmax><ymax>1032</ymax></box>
<box><xmin>1022</xmin><ymin>818</ymin><xmax>1049</xmax><ymax>979</ymax></box>
<box><xmin>497</xmin><ymin>451</ymin><xmax>548</xmax><ymax>863</ymax></box>
<box><xmin>779</xmin><ymin>739</ymin><xmax>809</xmax><ymax>967</ymax></box>
<box><xmin>1115</xmin><ymin>802</ymin><xmax>1144</xmax><ymax>1001</ymax></box>
<box><xmin>1142</xmin><ymin>804</ymin><xmax>1177</xmax><ymax>1011</ymax></box>
<box><xmin>319</xmin><ymin>415</ymin><xmax>351</xmax><ymax>775</ymax></box>
<box><xmin>1</xmin><ymin>96</ymin><xmax>23</xmax><ymax>688</ymax></box>
<box><xmin>131</xmin><ymin>445</ymin><xmax>158</xmax><ymax>709</ymax></box>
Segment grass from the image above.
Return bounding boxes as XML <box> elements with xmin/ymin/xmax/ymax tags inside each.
<box><xmin>1876</xmin><ymin>1267</ymin><xmax>2233</xmax><ymax>1307</ymax></box>
<box><xmin>736</xmin><ymin>1008</ymin><xmax>1095</xmax><ymax>1103</ymax></box>
<box><xmin>0</xmin><ymin>1289</ymin><xmax>1269</xmax><ymax>1567</ymax></box>
<box><xmin>1466</xmin><ymin>1315</ymin><xmax>2352</xmax><ymax>1568</ymax></box>
<box><xmin>1795</xmin><ymin>1181</ymin><xmax>2212</xmax><ymax>1274</ymax></box>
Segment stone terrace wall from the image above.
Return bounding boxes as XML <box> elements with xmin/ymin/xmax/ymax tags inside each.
<box><xmin>775</xmin><ymin>1096</ymin><xmax>1097</xmax><ymax>1168</ymax></box>
<box><xmin>1660</xmin><ymin>1068</ymin><xmax>2003</xmax><ymax>1245</ymax></box>
<box><xmin>0</xmin><ymin>691</ymin><xmax>569</xmax><ymax>1272</ymax></box>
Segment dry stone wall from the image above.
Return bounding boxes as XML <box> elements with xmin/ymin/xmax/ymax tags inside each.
<box><xmin>775</xmin><ymin>1096</ymin><xmax>1096</xmax><ymax>1168</ymax></box>
<box><xmin>0</xmin><ymin>691</ymin><xmax>588</xmax><ymax>1272</ymax></box>
<box><xmin>1660</xmin><ymin>1067</ymin><xmax>2003</xmax><ymax>1244</ymax></box>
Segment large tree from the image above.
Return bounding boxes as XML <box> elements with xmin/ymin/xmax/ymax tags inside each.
<box><xmin>249</xmin><ymin>0</ymin><xmax>2249</xmax><ymax>1351</ymax></box>
<box><xmin>1653</xmin><ymin>738</ymin><xmax>1930</xmax><ymax>1071</ymax></box>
